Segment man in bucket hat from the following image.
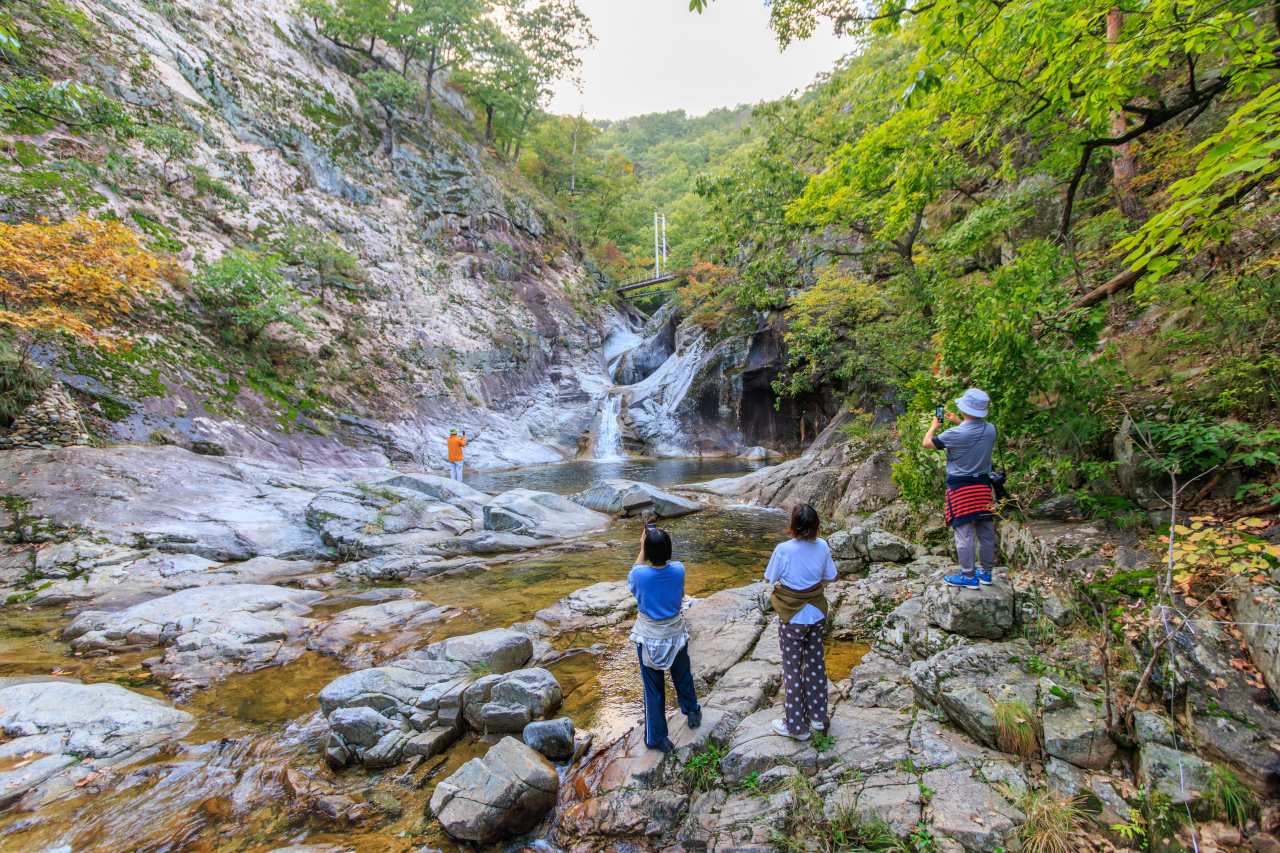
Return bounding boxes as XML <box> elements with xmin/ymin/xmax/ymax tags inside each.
<box><xmin>922</xmin><ymin>388</ymin><xmax>998</xmax><ymax>590</ymax></box>
<box><xmin>446</xmin><ymin>427</ymin><xmax>467</xmax><ymax>481</ymax></box>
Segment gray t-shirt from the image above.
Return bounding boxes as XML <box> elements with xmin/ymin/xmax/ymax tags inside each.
<box><xmin>934</xmin><ymin>419</ymin><xmax>997</xmax><ymax>477</ymax></box>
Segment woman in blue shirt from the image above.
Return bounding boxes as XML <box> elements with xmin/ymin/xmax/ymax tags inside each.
<box><xmin>628</xmin><ymin>525</ymin><xmax>701</xmax><ymax>753</ymax></box>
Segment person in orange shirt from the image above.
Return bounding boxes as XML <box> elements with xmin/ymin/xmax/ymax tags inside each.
<box><xmin>446</xmin><ymin>428</ymin><xmax>467</xmax><ymax>481</ymax></box>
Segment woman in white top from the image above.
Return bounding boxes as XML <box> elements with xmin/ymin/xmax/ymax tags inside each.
<box><xmin>765</xmin><ymin>503</ymin><xmax>837</xmax><ymax>740</ymax></box>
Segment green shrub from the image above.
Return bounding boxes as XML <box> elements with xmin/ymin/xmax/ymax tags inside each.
<box><xmin>192</xmin><ymin>250</ymin><xmax>309</xmax><ymax>345</ymax></box>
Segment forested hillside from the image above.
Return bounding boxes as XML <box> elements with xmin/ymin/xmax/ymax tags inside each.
<box><xmin>656</xmin><ymin>0</ymin><xmax>1280</xmax><ymax>524</ymax></box>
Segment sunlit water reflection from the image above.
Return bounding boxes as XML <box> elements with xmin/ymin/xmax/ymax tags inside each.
<box><xmin>0</xmin><ymin>461</ymin><xmax>870</xmax><ymax>853</ymax></box>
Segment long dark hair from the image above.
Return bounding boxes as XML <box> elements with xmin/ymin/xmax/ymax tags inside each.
<box><xmin>788</xmin><ymin>503</ymin><xmax>820</xmax><ymax>541</ymax></box>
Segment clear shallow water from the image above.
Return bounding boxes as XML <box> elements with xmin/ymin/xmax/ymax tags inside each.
<box><xmin>464</xmin><ymin>456</ymin><xmax>780</xmax><ymax>496</ymax></box>
<box><xmin>0</xmin><ymin>462</ymin><xmax>867</xmax><ymax>853</ymax></box>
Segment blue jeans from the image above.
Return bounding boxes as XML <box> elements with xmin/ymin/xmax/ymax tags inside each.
<box><xmin>637</xmin><ymin>644</ymin><xmax>699</xmax><ymax>746</ymax></box>
<box><xmin>449</xmin><ymin>460</ymin><xmax>463</xmax><ymax>481</ymax></box>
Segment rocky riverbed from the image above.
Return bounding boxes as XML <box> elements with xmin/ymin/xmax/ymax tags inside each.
<box><xmin>2</xmin><ymin>442</ymin><xmax>1280</xmax><ymax>853</ymax></box>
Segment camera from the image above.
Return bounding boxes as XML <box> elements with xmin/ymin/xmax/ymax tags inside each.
<box><xmin>935</xmin><ymin>406</ymin><xmax>946</xmax><ymax>420</ymax></box>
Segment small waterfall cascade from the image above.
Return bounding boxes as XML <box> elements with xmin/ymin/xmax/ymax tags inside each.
<box><xmin>594</xmin><ymin>392</ymin><xmax>625</xmax><ymax>460</ymax></box>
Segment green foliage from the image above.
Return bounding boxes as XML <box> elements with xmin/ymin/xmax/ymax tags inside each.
<box><xmin>272</xmin><ymin>224</ymin><xmax>362</xmax><ymax>288</ymax></box>
<box><xmin>0</xmin><ymin>349</ymin><xmax>50</xmax><ymax>427</ymax></box>
<box><xmin>681</xmin><ymin>742</ymin><xmax>727</xmax><ymax>793</ymax></box>
<box><xmin>140</xmin><ymin>125</ymin><xmax>194</xmax><ymax>185</ymax></box>
<box><xmin>810</xmin><ymin>729</ymin><xmax>834</xmax><ymax>752</ymax></box>
<box><xmin>0</xmin><ymin>78</ymin><xmax>134</xmax><ymax>136</ymax></box>
<box><xmin>192</xmin><ymin>250</ymin><xmax>310</xmax><ymax>345</ymax></box>
<box><xmin>1207</xmin><ymin>763</ymin><xmax>1260</xmax><ymax>829</ymax></box>
<box><xmin>358</xmin><ymin>69</ymin><xmax>421</xmax><ymax>111</ymax></box>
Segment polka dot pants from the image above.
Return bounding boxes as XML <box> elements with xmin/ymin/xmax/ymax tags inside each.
<box><xmin>778</xmin><ymin>619</ymin><xmax>828</xmax><ymax>737</ymax></box>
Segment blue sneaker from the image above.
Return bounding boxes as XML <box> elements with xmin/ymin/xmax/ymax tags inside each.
<box><xmin>944</xmin><ymin>573</ymin><xmax>980</xmax><ymax>590</ymax></box>
<box><xmin>977</xmin><ymin>570</ymin><xmax>993</xmax><ymax>586</ymax></box>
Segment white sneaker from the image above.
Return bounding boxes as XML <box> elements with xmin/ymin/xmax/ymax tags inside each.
<box><xmin>772</xmin><ymin>718</ymin><xmax>811</xmax><ymax>740</ymax></box>
<box><xmin>812</xmin><ymin>721</ymin><xmax>826</xmax><ymax>732</ymax></box>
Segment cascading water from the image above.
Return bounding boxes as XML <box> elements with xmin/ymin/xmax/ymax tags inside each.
<box><xmin>594</xmin><ymin>392</ymin><xmax>625</xmax><ymax>460</ymax></box>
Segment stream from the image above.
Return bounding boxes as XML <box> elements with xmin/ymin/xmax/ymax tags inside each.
<box><xmin>0</xmin><ymin>458</ymin><xmax>866</xmax><ymax>853</ymax></box>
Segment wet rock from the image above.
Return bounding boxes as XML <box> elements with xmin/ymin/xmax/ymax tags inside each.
<box><xmin>922</xmin><ymin>580</ymin><xmax>1014</xmax><ymax>640</ymax></box>
<box><xmin>523</xmin><ymin>717</ymin><xmax>575</xmax><ymax>761</ymax></box>
<box><xmin>367</xmin><ymin>789</ymin><xmax>403</xmax><ymax>818</ymax></box>
<box><xmin>719</xmin><ymin>709</ymin><xmax>818</xmax><ymax>784</ymax></box>
<box><xmin>328</xmin><ymin>706</ymin><xmax>402</xmax><ymax>748</ymax></box>
<box><xmin>331</xmin><ymin>554</ymin><xmax>449</xmax><ymax>582</ymax></box>
<box><xmin>431</xmin><ymin>530</ymin><xmax>547</xmax><ymax>555</ymax></box>
<box><xmin>558</xmin><ymin>787</ymin><xmax>688</xmax><ymax>839</ymax></box>
<box><xmin>0</xmin><ymin>678</ymin><xmax>195</xmax><ymax>810</ymax></box>
<box><xmin>1042</xmin><ymin>704</ymin><xmax>1116</xmax><ymax>770</ymax></box>
<box><xmin>532</xmin><ymin>580</ymin><xmax>636</xmax><ymax>631</ymax></box>
<box><xmin>909</xmin><ymin>641</ymin><xmax>1037</xmax><ymax>749</ymax></box>
<box><xmin>738</xmin><ymin>446</ymin><xmax>773</xmax><ymax>461</ymax></box>
<box><xmin>306</xmin><ymin>598</ymin><xmax>456</xmax><ymax>666</ymax></box>
<box><xmin>417</xmin><ymin>628</ymin><xmax>533</xmax><ymax>674</ymax></box>
<box><xmin>686</xmin><ymin>584</ymin><xmax>769</xmax><ymax>684</ymax></box>
<box><xmin>924</xmin><ymin>765</ymin><xmax>1024</xmax><ymax>852</ymax></box>
<box><xmin>569</xmin><ymin>479</ymin><xmax>702</xmax><ymax>521</ymax></box>
<box><xmin>483</xmin><ymin>489</ymin><xmax>612</xmax><ymax>538</ymax></box>
<box><xmin>306</xmin><ymin>482</ymin><xmax>476</xmax><ymax>557</ymax></box>
<box><xmin>64</xmin><ymin>584</ymin><xmax>324</xmax><ymax>686</ymax></box>
<box><xmin>462</xmin><ymin>668</ymin><xmax>562</xmax><ymax>733</ymax></box>
<box><xmin>430</xmin><ymin>736</ymin><xmax>559</xmax><ymax>843</ymax></box>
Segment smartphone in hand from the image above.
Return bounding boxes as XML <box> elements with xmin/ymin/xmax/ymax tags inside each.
<box><xmin>935</xmin><ymin>406</ymin><xmax>946</xmax><ymax>420</ymax></box>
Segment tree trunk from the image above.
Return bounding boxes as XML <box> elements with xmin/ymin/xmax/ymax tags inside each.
<box><xmin>383</xmin><ymin>104</ymin><xmax>396</xmax><ymax>157</ymax></box>
<box><xmin>1108</xmin><ymin>9</ymin><xmax>1146</xmax><ymax>221</ymax></box>
<box><xmin>422</xmin><ymin>44</ymin><xmax>437</xmax><ymax>126</ymax></box>
<box><xmin>484</xmin><ymin>105</ymin><xmax>494</xmax><ymax>142</ymax></box>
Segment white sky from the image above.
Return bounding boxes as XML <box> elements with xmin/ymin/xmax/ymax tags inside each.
<box><xmin>547</xmin><ymin>0</ymin><xmax>852</xmax><ymax>120</ymax></box>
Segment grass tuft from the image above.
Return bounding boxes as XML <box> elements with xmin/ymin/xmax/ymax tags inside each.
<box><xmin>993</xmin><ymin>700</ymin><xmax>1042</xmax><ymax>759</ymax></box>
<box><xmin>1016</xmin><ymin>790</ymin><xmax>1089</xmax><ymax>853</ymax></box>
<box><xmin>1207</xmin><ymin>764</ymin><xmax>1259</xmax><ymax>829</ymax></box>
<box><xmin>682</xmin><ymin>742</ymin><xmax>728</xmax><ymax>793</ymax></box>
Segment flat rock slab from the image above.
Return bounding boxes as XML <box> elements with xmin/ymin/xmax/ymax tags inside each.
<box><xmin>824</xmin><ymin>704</ymin><xmax>913</xmax><ymax>774</ymax></box>
<box><xmin>483</xmin><ymin>489</ymin><xmax>612</xmax><ymax>539</ymax></box>
<box><xmin>0</xmin><ymin>446</ymin><xmax>366</xmax><ymax>561</ymax></box>
<box><xmin>686</xmin><ymin>584</ymin><xmax>769</xmax><ymax>685</ymax></box>
<box><xmin>63</xmin><ymin>584</ymin><xmax>325</xmax><ymax>689</ymax></box>
<box><xmin>922</xmin><ymin>581</ymin><xmax>1014</xmax><ymax>640</ymax></box>
<box><xmin>720</xmin><ymin>709</ymin><xmax>818</xmax><ymax>784</ymax></box>
<box><xmin>0</xmin><ymin>678</ymin><xmax>195</xmax><ymax>810</ymax></box>
<box><xmin>924</xmin><ymin>765</ymin><xmax>1024</xmax><ymax>852</ymax></box>
<box><xmin>909</xmin><ymin>641</ymin><xmax>1037</xmax><ymax>750</ymax></box>
<box><xmin>417</xmin><ymin>628</ymin><xmax>533</xmax><ymax>674</ymax></box>
<box><xmin>825</xmin><ymin>770</ymin><xmax>922</xmax><ymax>838</ymax></box>
<box><xmin>704</xmin><ymin>660</ymin><xmax>783</xmax><ymax>719</ymax></box>
<box><xmin>533</xmin><ymin>580</ymin><xmax>636</xmax><ymax>631</ymax></box>
<box><xmin>306</xmin><ymin>482</ymin><xmax>476</xmax><ymax>558</ymax></box>
<box><xmin>569</xmin><ymin>479</ymin><xmax>702</xmax><ymax>520</ymax></box>
<box><xmin>430</xmin><ymin>736</ymin><xmax>559</xmax><ymax>843</ymax></box>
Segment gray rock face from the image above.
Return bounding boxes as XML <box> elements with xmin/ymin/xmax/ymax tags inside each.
<box><xmin>0</xmin><ymin>446</ymin><xmax>380</xmax><ymax>562</ymax></box>
<box><xmin>686</xmin><ymin>584</ymin><xmax>770</xmax><ymax>684</ymax></box>
<box><xmin>523</xmin><ymin>717</ymin><xmax>575</xmax><ymax>761</ymax></box>
<box><xmin>1042</xmin><ymin>705</ymin><xmax>1116</xmax><ymax>770</ymax></box>
<box><xmin>331</xmin><ymin>553</ymin><xmax>449</xmax><ymax>582</ymax></box>
<box><xmin>825</xmin><ymin>527</ymin><xmax>916</xmax><ymax>570</ymax></box>
<box><xmin>613</xmin><ymin>310</ymin><xmax>679</xmax><ymax>386</ymax></box>
<box><xmin>1232</xmin><ymin>587</ymin><xmax>1280</xmax><ymax>696</ymax></box>
<box><xmin>430</xmin><ymin>736</ymin><xmax>560</xmax><ymax>843</ymax></box>
<box><xmin>922</xmin><ymin>581</ymin><xmax>1014</xmax><ymax>640</ymax></box>
<box><xmin>417</xmin><ymin>628</ymin><xmax>533</xmax><ymax>674</ymax></box>
<box><xmin>924</xmin><ymin>765</ymin><xmax>1024</xmax><ymax>852</ymax></box>
<box><xmin>462</xmin><ymin>668</ymin><xmax>563</xmax><ymax>733</ymax></box>
<box><xmin>719</xmin><ymin>709</ymin><xmax>818</xmax><ymax>784</ymax></box>
<box><xmin>483</xmin><ymin>488</ymin><xmax>612</xmax><ymax>539</ymax></box>
<box><xmin>64</xmin><ymin>584</ymin><xmax>324</xmax><ymax>687</ymax></box>
<box><xmin>704</xmin><ymin>660</ymin><xmax>783</xmax><ymax>719</ymax></box>
<box><xmin>306</xmin><ymin>482</ymin><xmax>476</xmax><ymax>557</ymax></box>
<box><xmin>824</xmin><ymin>771</ymin><xmax>922</xmax><ymax>839</ymax></box>
<box><xmin>0</xmin><ymin>678</ymin><xmax>195</xmax><ymax>810</ymax></box>
<box><xmin>569</xmin><ymin>479</ymin><xmax>702</xmax><ymax>521</ymax></box>
<box><xmin>1139</xmin><ymin>743</ymin><xmax>1211</xmax><ymax>806</ymax></box>
<box><xmin>909</xmin><ymin>641</ymin><xmax>1037</xmax><ymax>750</ymax></box>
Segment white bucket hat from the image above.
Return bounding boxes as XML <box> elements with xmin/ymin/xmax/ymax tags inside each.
<box><xmin>955</xmin><ymin>388</ymin><xmax>991</xmax><ymax>418</ymax></box>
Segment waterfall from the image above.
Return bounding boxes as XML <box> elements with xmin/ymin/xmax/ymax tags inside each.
<box><xmin>594</xmin><ymin>392</ymin><xmax>625</xmax><ymax>460</ymax></box>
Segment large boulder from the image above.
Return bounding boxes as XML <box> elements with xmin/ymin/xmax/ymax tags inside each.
<box><xmin>531</xmin><ymin>580</ymin><xmax>637</xmax><ymax>631</ymax></box>
<box><xmin>306</xmin><ymin>482</ymin><xmax>476</xmax><ymax>558</ymax></box>
<box><xmin>825</xmin><ymin>527</ymin><xmax>916</xmax><ymax>572</ymax></box>
<box><xmin>569</xmin><ymin>479</ymin><xmax>702</xmax><ymax>521</ymax></box>
<box><xmin>1042</xmin><ymin>704</ymin><xmax>1117</xmax><ymax>771</ymax></box>
<box><xmin>430</xmin><ymin>736</ymin><xmax>560</xmax><ymax>843</ymax></box>
<box><xmin>483</xmin><ymin>489</ymin><xmax>612</xmax><ymax>539</ymax></box>
<box><xmin>462</xmin><ymin>668</ymin><xmax>563</xmax><ymax>733</ymax></box>
<box><xmin>523</xmin><ymin>717</ymin><xmax>575</xmax><ymax>761</ymax></box>
<box><xmin>923</xmin><ymin>765</ymin><xmax>1025</xmax><ymax>852</ymax></box>
<box><xmin>0</xmin><ymin>678</ymin><xmax>195</xmax><ymax>810</ymax></box>
<box><xmin>63</xmin><ymin>584</ymin><xmax>325</xmax><ymax>689</ymax></box>
<box><xmin>922</xmin><ymin>580</ymin><xmax>1015</xmax><ymax>640</ymax></box>
<box><xmin>417</xmin><ymin>628</ymin><xmax>534</xmax><ymax>674</ymax></box>
<box><xmin>1231</xmin><ymin>587</ymin><xmax>1280</xmax><ymax>697</ymax></box>
<box><xmin>719</xmin><ymin>709</ymin><xmax>818</xmax><ymax>784</ymax></box>
<box><xmin>909</xmin><ymin>641</ymin><xmax>1038</xmax><ymax>750</ymax></box>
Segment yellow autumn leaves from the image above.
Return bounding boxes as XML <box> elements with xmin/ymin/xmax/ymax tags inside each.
<box><xmin>0</xmin><ymin>214</ymin><xmax>183</xmax><ymax>349</ymax></box>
